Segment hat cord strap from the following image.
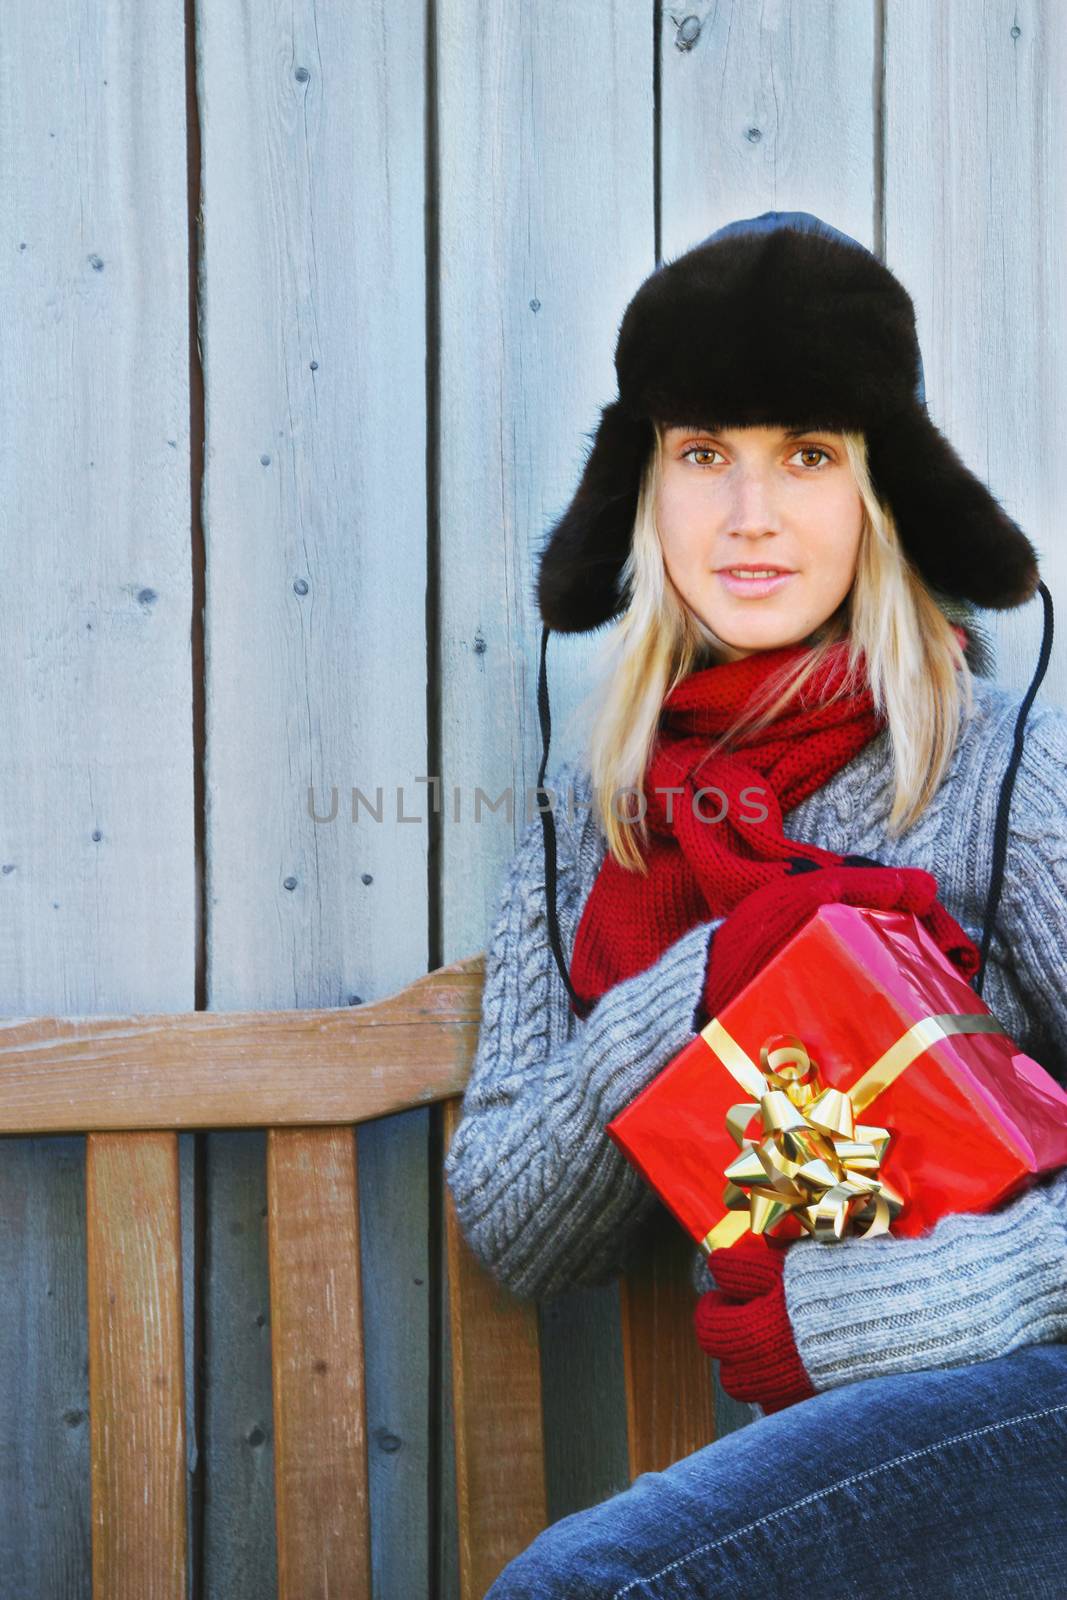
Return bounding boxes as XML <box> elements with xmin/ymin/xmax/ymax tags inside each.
<box><xmin>974</xmin><ymin>579</ymin><xmax>1055</xmax><ymax>997</ymax></box>
<box><xmin>537</xmin><ymin>624</ymin><xmax>593</xmax><ymax>1019</ymax></box>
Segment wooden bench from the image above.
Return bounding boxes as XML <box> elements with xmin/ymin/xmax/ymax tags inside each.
<box><xmin>0</xmin><ymin>953</ymin><xmax>717</xmax><ymax>1599</ymax></box>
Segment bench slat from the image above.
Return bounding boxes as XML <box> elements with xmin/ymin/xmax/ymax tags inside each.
<box><xmin>86</xmin><ymin>1132</ymin><xmax>188</xmax><ymax>1599</ymax></box>
<box><xmin>0</xmin><ymin>957</ymin><xmax>484</xmax><ymax>1135</ymax></box>
<box><xmin>620</xmin><ymin>1210</ymin><xmax>716</xmax><ymax>1478</ymax></box>
<box><xmin>267</xmin><ymin>1127</ymin><xmax>371</xmax><ymax>1600</ymax></box>
<box><xmin>442</xmin><ymin>1097</ymin><xmax>548</xmax><ymax>1599</ymax></box>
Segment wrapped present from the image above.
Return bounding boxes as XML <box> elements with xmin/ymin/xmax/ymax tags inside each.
<box><xmin>605</xmin><ymin>903</ymin><xmax>1067</xmax><ymax>1252</ymax></box>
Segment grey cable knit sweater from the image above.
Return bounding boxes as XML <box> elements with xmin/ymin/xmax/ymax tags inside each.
<box><xmin>443</xmin><ymin>674</ymin><xmax>1067</xmax><ymax>1393</ymax></box>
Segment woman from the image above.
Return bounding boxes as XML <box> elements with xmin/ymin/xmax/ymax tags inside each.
<box><xmin>443</xmin><ymin>212</ymin><xmax>1067</xmax><ymax>1597</ymax></box>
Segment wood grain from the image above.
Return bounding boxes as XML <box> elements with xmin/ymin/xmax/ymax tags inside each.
<box><xmin>86</xmin><ymin>1134</ymin><xmax>188</xmax><ymax>1599</ymax></box>
<box><xmin>267</xmin><ymin>1127</ymin><xmax>371</xmax><ymax>1600</ymax></box>
<box><xmin>442</xmin><ymin>1097</ymin><xmax>548</xmax><ymax>1600</ymax></box>
<box><xmin>0</xmin><ymin>956</ymin><xmax>484</xmax><ymax>1134</ymax></box>
<box><xmin>884</xmin><ymin>0</ymin><xmax>1067</xmax><ymax>695</ymax></box>
<box><xmin>619</xmin><ymin>1207</ymin><xmax>716</xmax><ymax>1480</ymax></box>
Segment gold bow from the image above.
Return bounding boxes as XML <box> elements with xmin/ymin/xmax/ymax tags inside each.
<box><xmin>699</xmin><ymin>1011</ymin><xmax>1007</xmax><ymax>1253</ymax></box>
<box><xmin>714</xmin><ymin>1031</ymin><xmax>902</xmax><ymax>1247</ymax></box>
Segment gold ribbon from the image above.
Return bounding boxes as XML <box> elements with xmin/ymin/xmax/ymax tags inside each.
<box><xmin>699</xmin><ymin>1012</ymin><xmax>1006</xmax><ymax>1253</ymax></box>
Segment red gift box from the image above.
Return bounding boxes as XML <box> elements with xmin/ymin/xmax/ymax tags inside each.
<box><xmin>606</xmin><ymin>903</ymin><xmax>1067</xmax><ymax>1253</ymax></box>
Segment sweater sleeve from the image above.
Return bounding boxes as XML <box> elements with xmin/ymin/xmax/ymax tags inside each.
<box><xmin>783</xmin><ymin>1168</ymin><xmax>1067</xmax><ymax>1389</ymax></box>
<box><xmin>443</xmin><ymin>787</ymin><xmax>722</xmax><ymax>1302</ymax></box>
<box><xmin>779</xmin><ymin>697</ymin><xmax>1067</xmax><ymax>1390</ymax></box>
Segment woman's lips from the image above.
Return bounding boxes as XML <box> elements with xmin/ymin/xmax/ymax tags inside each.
<box><xmin>715</xmin><ymin>569</ymin><xmax>797</xmax><ymax>598</ymax></box>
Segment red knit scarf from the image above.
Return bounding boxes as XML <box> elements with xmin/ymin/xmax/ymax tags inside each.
<box><xmin>568</xmin><ymin>628</ymin><xmax>980</xmax><ymax>1019</ymax></box>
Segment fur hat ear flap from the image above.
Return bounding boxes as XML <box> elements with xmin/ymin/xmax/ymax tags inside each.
<box><xmin>536</xmin><ymin>401</ymin><xmax>655</xmax><ymax>633</ymax></box>
<box><xmin>865</xmin><ymin>406</ymin><xmax>1040</xmax><ymax>611</ymax></box>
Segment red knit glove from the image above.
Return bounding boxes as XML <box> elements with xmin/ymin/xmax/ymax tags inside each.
<box><xmin>693</xmin><ymin>1233</ymin><xmax>816</xmax><ymax>1413</ymax></box>
<box><xmin>700</xmin><ymin>859</ymin><xmax>980</xmax><ymax>1025</ymax></box>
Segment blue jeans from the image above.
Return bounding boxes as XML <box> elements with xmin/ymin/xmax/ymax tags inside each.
<box><xmin>485</xmin><ymin>1344</ymin><xmax>1067</xmax><ymax>1599</ymax></box>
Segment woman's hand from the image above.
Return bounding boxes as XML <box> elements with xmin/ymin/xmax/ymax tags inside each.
<box><xmin>699</xmin><ymin>857</ymin><xmax>979</xmax><ymax>1026</ymax></box>
<box><xmin>693</xmin><ymin>1232</ymin><xmax>816</xmax><ymax>1413</ymax></box>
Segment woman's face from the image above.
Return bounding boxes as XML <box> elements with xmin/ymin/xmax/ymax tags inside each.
<box><xmin>656</xmin><ymin>425</ymin><xmax>864</xmax><ymax>657</ymax></box>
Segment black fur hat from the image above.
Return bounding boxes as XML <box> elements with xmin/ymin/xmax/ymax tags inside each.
<box><xmin>536</xmin><ymin>210</ymin><xmax>1041</xmax><ymax>631</ymax></box>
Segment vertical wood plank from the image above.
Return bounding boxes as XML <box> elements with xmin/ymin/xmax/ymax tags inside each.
<box><xmin>442</xmin><ymin>1099</ymin><xmax>547</xmax><ymax>1600</ymax></box>
<box><xmin>659</xmin><ymin>0</ymin><xmax>877</xmax><ymax>284</ymax></box>
<box><xmin>201</xmin><ymin>1131</ymin><xmax>276</xmax><ymax>1593</ymax></box>
<box><xmin>353</xmin><ymin>1109</ymin><xmax>433</xmax><ymax>1598</ymax></box>
<box><xmin>436</xmin><ymin>0</ymin><xmax>655</xmax><ymax>1528</ymax></box>
<box><xmin>438</xmin><ymin>1236</ymin><xmax>461</xmax><ymax>1600</ymax></box>
<box><xmin>195</xmin><ymin>0</ymin><xmax>431</xmax><ymax>1589</ymax></box>
<box><xmin>86</xmin><ymin>1133</ymin><xmax>187</xmax><ymax>1600</ymax></box>
<box><xmin>0</xmin><ymin>0</ymin><xmax>193</xmax><ymax>1587</ymax></box>
<box><xmin>178</xmin><ymin>1131</ymin><xmax>201</xmax><ymax>1593</ymax></box>
<box><xmin>884</xmin><ymin>0</ymin><xmax>1067</xmax><ymax>706</ymax></box>
<box><xmin>618</xmin><ymin>1209</ymin><xmax>716</xmax><ymax>1480</ymax></box>
<box><xmin>658</xmin><ymin>0</ymin><xmax>879</xmax><ymax>1436</ymax></box>
<box><xmin>267</xmin><ymin>1127</ymin><xmax>370</xmax><ymax>1600</ymax></box>
<box><xmin>0</xmin><ymin>1139</ymin><xmax>92</xmax><ymax>1592</ymax></box>
<box><xmin>538</xmin><ymin>1289</ymin><xmax>631</xmax><ymax>1520</ymax></box>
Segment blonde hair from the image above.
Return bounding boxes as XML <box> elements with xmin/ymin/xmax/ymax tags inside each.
<box><xmin>575</xmin><ymin>423</ymin><xmax>974</xmax><ymax>872</ymax></box>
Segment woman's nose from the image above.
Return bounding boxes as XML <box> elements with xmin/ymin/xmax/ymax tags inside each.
<box><xmin>724</xmin><ymin>467</ymin><xmax>778</xmax><ymax>531</ymax></box>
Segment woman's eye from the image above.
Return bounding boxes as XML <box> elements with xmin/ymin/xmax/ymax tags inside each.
<box><xmin>681</xmin><ymin>446</ymin><xmax>723</xmax><ymax>467</ymax></box>
<box><xmin>792</xmin><ymin>446</ymin><xmax>832</xmax><ymax>469</ymax></box>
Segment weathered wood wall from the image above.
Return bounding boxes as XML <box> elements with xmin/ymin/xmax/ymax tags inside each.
<box><xmin>0</xmin><ymin>1</ymin><xmax>1063</xmax><ymax>1594</ymax></box>
<box><xmin>0</xmin><ymin>0</ymin><xmax>196</xmax><ymax>1593</ymax></box>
